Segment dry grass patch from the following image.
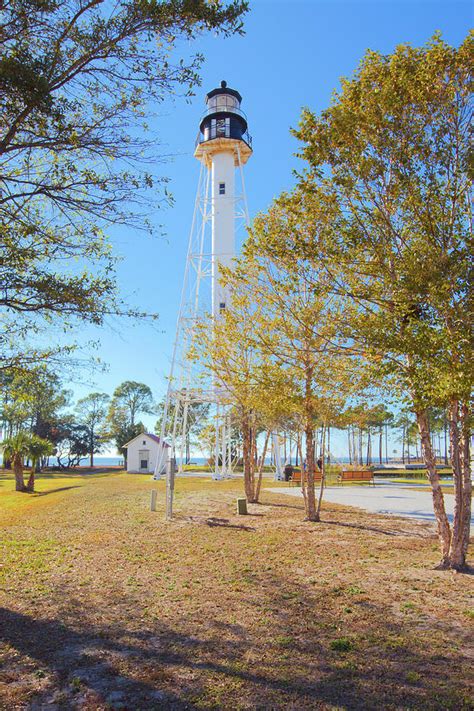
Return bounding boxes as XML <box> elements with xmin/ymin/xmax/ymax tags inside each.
<box><xmin>0</xmin><ymin>471</ymin><xmax>472</xmax><ymax>710</ymax></box>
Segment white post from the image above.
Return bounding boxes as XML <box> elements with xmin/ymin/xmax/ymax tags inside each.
<box><xmin>165</xmin><ymin>456</ymin><xmax>176</xmax><ymax>520</ymax></box>
<box><xmin>273</xmin><ymin>432</ymin><xmax>284</xmax><ymax>481</ymax></box>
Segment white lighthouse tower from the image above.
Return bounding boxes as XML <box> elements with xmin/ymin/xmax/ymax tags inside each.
<box><xmin>154</xmin><ymin>81</ymin><xmax>252</xmax><ymax>488</ymax></box>
<box><xmin>194</xmin><ymin>81</ymin><xmax>252</xmax><ymax>316</ymax></box>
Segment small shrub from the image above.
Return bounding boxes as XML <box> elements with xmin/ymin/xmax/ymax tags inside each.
<box><xmin>406</xmin><ymin>671</ymin><xmax>421</xmax><ymax>684</ymax></box>
<box><xmin>330</xmin><ymin>637</ymin><xmax>353</xmax><ymax>653</ymax></box>
<box><xmin>70</xmin><ymin>677</ymin><xmax>82</xmax><ymax>693</ymax></box>
<box><xmin>275</xmin><ymin>635</ymin><xmax>294</xmax><ymax>648</ymax></box>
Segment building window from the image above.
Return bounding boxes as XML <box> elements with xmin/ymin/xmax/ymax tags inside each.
<box><xmin>219</xmin><ymin>183</ymin><xmax>225</xmax><ymax>195</ymax></box>
<box><xmin>140</xmin><ymin>459</ymin><xmax>148</xmax><ymax>469</ymax></box>
<box><xmin>143</xmin><ymin>440</ymin><xmax>146</xmax><ymax>445</ymax></box>
<box><xmin>219</xmin><ymin>302</ymin><xmax>226</xmax><ymax>311</ymax></box>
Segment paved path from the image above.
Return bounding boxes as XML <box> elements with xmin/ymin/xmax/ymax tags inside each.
<box><xmin>267</xmin><ymin>480</ymin><xmax>474</xmax><ymax>533</ymax></box>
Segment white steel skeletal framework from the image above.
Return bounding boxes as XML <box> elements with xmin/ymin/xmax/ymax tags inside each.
<box><xmin>153</xmin><ymin>142</ymin><xmax>251</xmax><ymax>486</ymax></box>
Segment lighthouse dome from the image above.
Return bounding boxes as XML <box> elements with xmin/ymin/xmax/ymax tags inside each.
<box><xmin>198</xmin><ymin>81</ymin><xmax>251</xmax><ymax>148</ymax></box>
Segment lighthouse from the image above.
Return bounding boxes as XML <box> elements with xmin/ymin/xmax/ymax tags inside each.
<box><xmin>154</xmin><ymin>81</ymin><xmax>252</xmax><ymax>488</ymax></box>
<box><xmin>194</xmin><ymin>81</ymin><xmax>252</xmax><ymax>317</ymax></box>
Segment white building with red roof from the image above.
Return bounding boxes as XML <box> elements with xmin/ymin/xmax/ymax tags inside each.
<box><xmin>123</xmin><ymin>433</ymin><xmax>170</xmax><ymax>474</ymax></box>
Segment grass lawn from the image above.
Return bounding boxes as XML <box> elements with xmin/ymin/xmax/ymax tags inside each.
<box><xmin>0</xmin><ymin>470</ymin><xmax>472</xmax><ymax>710</ymax></box>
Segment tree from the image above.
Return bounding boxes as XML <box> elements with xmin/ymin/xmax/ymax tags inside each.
<box><xmin>193</xmin><ymin>205</ymin><xmax>359</xmax><ymax>514</ymax></box>
<box><xmin>230</xmin><ymin>203</ymin><xmax>361</xmax><ymax>520</ymax></box>
<box><xmin>111</xmin><ymin>421</ymin><xmax>145</xmax><ymax>467</ymax></box>
<box><xmin>76</xmin><ymin>393</ymin><xmax>110</xmax><ymax>467</ymax></box>
<box><xmin>109</xmin><ymin>381</ymin><xmax>154</xmax><ymax>427</ymax></box>
<box><xmin>2</xmin><ymin>432</ymin><xmax>53</xmax><ymax>491</ymax></box>
<box><xmin>54</xmin><ymin>423</ymin><xmax>90</xmax><ymax>469</ymax></box>
<box><xmin>0</xmin><ymin>367</ymin><xmax>71</xmax><ymax>474</ymax></box>
<box><xmin>0</xmin><ymin>0</ymin><xmax>248</xmax><ymax>371</ymax></box>
<box><xmin>107</xmin><ymin>381</ymin><xmax>153</xmax><ymax>463</ymax></box>
<box><xmin>295</xmin><ymin>34</ymin><xmax>472</xmax><ymax>569</ymax></box>
<box><xmin>24</xmin><ymin>436</ymin><xmax>55</xmax><ymax>491</ymax></box>
<box><xmin>193</xmin><ymin>303</ymin><xmax>279</xmax><ymax>502</ymax></box>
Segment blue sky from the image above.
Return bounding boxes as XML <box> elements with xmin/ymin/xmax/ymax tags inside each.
<box><xmin>70</xmin><ymin>0</ymin><xmax>472</xmax><ymax>456</ymax></box>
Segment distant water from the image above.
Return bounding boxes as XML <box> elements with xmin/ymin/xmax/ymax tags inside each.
<box><xmin>79</xmin><ymin>456</ymin><xmax>124</xmax><ymax>466</ymax></box>
<box><xmin>176</xmin><ymin>456</ymin><xmax>355</xmax><ymax>465</ymax></box>
<box><xmin>84</xmin><ymin>456</ymin><xmax>405</xmax><ymax>467</ymax></box>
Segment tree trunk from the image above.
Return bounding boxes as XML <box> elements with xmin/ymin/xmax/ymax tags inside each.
<box><xmin>459</xmin><ymin>402</ymin><xmax>472</xmax><ymax>561</ymax></box>
<box><xmin>444</xmin><ymin>412</ymin><xmax>449</xmax><ymax>466</ymax></box>
<box><xmin>315</xmin><ymin>424</ymin><xmax>326</xmax><ymax>521</ymax></box>
<box><xmin>26</xmin><ymin>470</ymin><xmax>35</xmax><ymax>492</ymax></box>
<box><xmin>242</xmin><ymin>413</ymin><xmax>253</xmax><ymax>502</ymax></box>
<box><xmin>303</xmin><ymin>422</ymin><xmax>317</xmax><ymax>521</ymax></box>
<box><xmin>255</xmin><ymin>430</ymin><xmax>271</xmax><ymax>503</ymax></box>
<box><xmin>248</xmin><ymin>421</ymin><xmax>258</xmax><ymax>503</ymax></box>
<box><xmin>448</xmin><ymin>400</ymin><xmax>471</xmax><ymax>570</ymax></box>
<box><xmin>416</xmin><ymin>409</ymin><xmax>451</xmax><ymax>567</ymax></box>
<box><xmin>13</xmin><ymin>455</ymin><xmax>26</xmax><ymax>492</ymax></box>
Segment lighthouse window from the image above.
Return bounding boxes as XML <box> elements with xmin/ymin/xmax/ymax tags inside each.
<box><xmin>219</xmin><ymin>183</ymin><xmax>226</xmax><ymax>195</ymax></box>
<box><xmin>219</xmin><ymin>302</ymin><xmax>226</xmax><ymax>311</ymax></box>
<box><xmin>216</xmin><ymin>119</ymin><xmax>226</xmax><ymax>137</ymax></box>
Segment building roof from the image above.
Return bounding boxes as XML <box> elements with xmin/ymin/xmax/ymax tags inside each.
<box><xmin>206</xmin><ymin>80</ymin><xmax>242</xmax><ymax>103</ymax></box>
<box><xmin>123</xmin><ymin>432</ymin><xmax>171</xmax><ymax>448</ymax></box>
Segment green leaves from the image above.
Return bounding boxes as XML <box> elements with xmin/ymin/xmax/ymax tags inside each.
<box><xmin>0</xmin><ymin>0</ymin><xmax>248</xmax><ymax>371</ymax></box>
<box><xmin>293</xmin><ymin>32</ymin><xmax>473</xmax><ymax>410</ymax></box>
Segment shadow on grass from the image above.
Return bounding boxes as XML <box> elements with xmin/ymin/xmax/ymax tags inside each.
<box><xmin>0</xmin><ymin>470</ymin><xmax>122</xmax><ymax>486</ymax></box>
<box><xmin>260</xmin><ymin>499</ymin><xmax>305</xmax><ymax>511</ymax></box>
<box><xmin>34</xmin><ymin>486</ymin><xmax>82</xmax><ymax>497</ymax></box>
<box><xmin>205</xmin><ymin>516</ymin><xmax>255</xmax><ymax>531</ymax></box>
<box><xmin>320</xmin><ymin>519</ymin><xmax>432</xmax><ymax>538</ymax></box>
<box><xmin>0</xmin><ymin>607</ymin><xmax>194</xmax><ymax>710</ymax></box>
<box><xmin>1</xmin><ymin>569</ymin><xmax>471</xmax><ymax>710</ymax></box>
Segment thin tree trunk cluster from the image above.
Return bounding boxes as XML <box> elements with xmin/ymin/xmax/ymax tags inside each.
<box><xmin>416</xmin><ymin>403</ymin><xmax>471</xmax><ymax>571</ymax></box>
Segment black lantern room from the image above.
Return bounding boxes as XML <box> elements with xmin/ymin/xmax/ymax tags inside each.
<box><xmin>198</xmin><ymin>81</ymin><xmax>252</xmax><ymax>148</ymax></box>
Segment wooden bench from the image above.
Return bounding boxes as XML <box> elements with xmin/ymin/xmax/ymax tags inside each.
<box><xmin>290</xmin><ymin>470</ymin><xmax>322</xmax><ymax>486</ymax></box>
<box><xmin>337</xmin><ymin>470</ymin><xmax>375</xmax><ymax>486</ymax></box>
